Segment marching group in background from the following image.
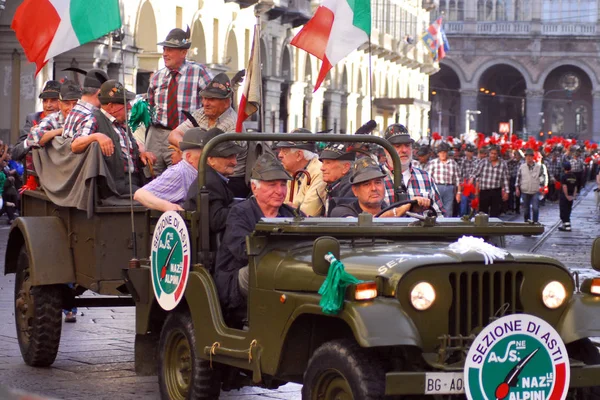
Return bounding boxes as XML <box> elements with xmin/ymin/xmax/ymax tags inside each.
<box><xmin>9</xmin><ymin>27</ymin><xmax>600</xmax><ymax>321</ymax></box>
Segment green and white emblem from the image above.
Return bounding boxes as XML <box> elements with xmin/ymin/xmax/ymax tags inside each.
<box><xmin>151</xmin><ymin>211</ymin><xmax>191</xmax><ymax>311</ymax></box>
<box><xmin>465</xmin><ymin>314</ymin><xmax>570</xmax><ymax>400</ymax></box>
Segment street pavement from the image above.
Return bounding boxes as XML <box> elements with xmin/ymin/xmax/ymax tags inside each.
<box><xmin>0</xmin><ymin>184</ymin><xmax>598</xmax><ymax>399</ymax></box>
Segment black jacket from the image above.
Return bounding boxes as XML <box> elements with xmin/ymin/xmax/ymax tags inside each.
<box><xmin>330</xmin><ymin>200</ymin><xmax>388</xmax><ymax>218</ymax></box>
<box><xmin>183</xmin><ymin>166</ymin><xmax>234</xmax><ymax>235</ymax></box>
<box><xmin>214</xmin><ymin>197</ymin><xmax>296</xmax><ymax>312</ymax></box>
<box><xmin>323</xmin><ymin>172</ymin><xmax>355</xmax><ymax>216</ymax></box>
<box><xmin>13</xmin><ymin>112</ymin><xmax>44</xmax><ymax>161</ymax></box>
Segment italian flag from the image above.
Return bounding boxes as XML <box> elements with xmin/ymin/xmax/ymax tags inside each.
<box><xmin>12</xmin><ymin>0</ymin><xmax>122</xmax><ymax>75</ymax></box>
<box><xmin>291</xmin><ymin>0</ymin><xmax>371</xmax><ymax>91</ymax></box>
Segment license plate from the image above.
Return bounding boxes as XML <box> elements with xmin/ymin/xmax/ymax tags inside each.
<box><xmin>424</xmin><ymin>372</ymin><xmax>465</xmax><ymax>394</ymax></box>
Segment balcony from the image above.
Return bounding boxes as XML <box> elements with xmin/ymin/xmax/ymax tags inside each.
<box><xmin>266</xmin><ymin>0</ymin><xmax>311</xmax><ymax>27</ymax></box>
<box><xmin>443</xmin><ymin>21</ymin><xmax>599</xmax><ymax>37</ymax></box>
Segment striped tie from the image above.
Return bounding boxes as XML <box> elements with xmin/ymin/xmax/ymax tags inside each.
<box><xmin>166</xmin><ymin>70</ymin><xmax>179</xmax><ymax>129</ymax></box>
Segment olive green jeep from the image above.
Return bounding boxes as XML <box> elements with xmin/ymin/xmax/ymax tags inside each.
<box><xmin>6</xmin><ymin>134</ymin><xmax>600</xmax><ymax>399</ymax></box>
<box><xmin>126</xmin><ymin>134</ymin><xmax>600</xmax><ymax>399</ymax></box>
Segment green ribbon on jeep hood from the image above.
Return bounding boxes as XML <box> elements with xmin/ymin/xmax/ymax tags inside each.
<box><xmin>318</xmin><ymin>253</ymin><xmax>362</xmax><ymax>315</ymax></box>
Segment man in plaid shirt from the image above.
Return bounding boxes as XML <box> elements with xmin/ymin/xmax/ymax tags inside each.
<box><xmin>72</xmin><ymin>80</ymin><xmax>155</xmax><ymax>196</ymax></box>
<box><xmin>147</xmin><ymin>28</ymin><xmax>212</xmax><ymax>175</ymax></box>
<box><xmin>458</xmin><ymin>144</ymin><xmax>478</xmax><ymax>216</ymax></box>
<box><xmin>28</xmin><ymin>81</ymin><xmax>81</xmax><ymax>147</ymax></box>
<box><xmin>382</xmin><ymin>124</ymin><xmax>445</xmax><ymax>216</ymax></box>
<box><xmin>568</xmin><ymin>148</ymin><xmax>585</xmax><ymax>191</ymax></box>
<box><xmin>470</xmin><ymin>145</ymin><xmax>509</xmax><ymax>217</ymax></box>
<box><xmin>62</xmin><ymin>69</ymin><xmax>109</xmax><ymax>139</ymax></box>
<box><xmin>426</xmin><ymin>142</ymin><xmax>460</xmax><ymax>216</ymax></box>
<box><xmin>545</xmin><ymin>150</ymin><xmax>562</xmax><ymax>201</ymax></box>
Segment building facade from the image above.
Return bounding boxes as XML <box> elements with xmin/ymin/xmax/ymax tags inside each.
<box><xmin>0</xmin><ymin>0</ymin><xmax>438</xmax><ymax>144</ymax></box>
<box><xmin>430</xmin><ymin>0</ymin><xmax>600</xmax><ymax>141</ymax></box>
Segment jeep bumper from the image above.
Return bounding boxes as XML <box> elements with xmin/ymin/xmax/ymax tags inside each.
<box><xmin>384</xmin><ymin>364</ymin><xmax>600</xmax><ymax>395</ymax></box>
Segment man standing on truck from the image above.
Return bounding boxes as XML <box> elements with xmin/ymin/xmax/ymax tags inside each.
<box><xmin>214</xmin><ymin>153</ymin><xmax>296</xmax><ymax>315</ymax></box>
<box><xmin>71</xmin><ymin>80</ymin><xmax>155</xmax><ymax>196</ymax></box>
<box><xmin>147</xmin><ymin>28</ymin><xmax>212</xmax><ymax>175</ymax></box>
<box><xmin>12</xmin><ymin>80</ymin><xmax>61</xmax><ymax>162</ymax></box>
<box><xmin>318</xmin><ymin>142</ymin><xmax>355</xmax><ymax>216</ymax></box>
<box><xmin>382</xmin><ymin>124</ymin><xmax>445</xmax><ymax>216</ymax></box>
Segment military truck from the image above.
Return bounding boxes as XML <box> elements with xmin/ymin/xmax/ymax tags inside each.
<box><xmin>7</xmin><ymin>133</ymin><xmax>600</xmax><ymax>399</ymax></box>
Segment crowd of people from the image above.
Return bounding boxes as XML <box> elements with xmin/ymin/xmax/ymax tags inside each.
<box><xmin>13</xmin><ymin>27</ymin><xmax>600</xmax><ymax>322</ymax></box>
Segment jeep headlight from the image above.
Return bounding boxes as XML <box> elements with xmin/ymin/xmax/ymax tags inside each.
<box><xmin>542</xmin><ymin>281</ymin><xmax>566</xmax><ymax>309</ymax></box>
<box><xmin>410</xmin><ymin>282</ymin><xmax>436</xmax><ymax>310</ymax></box>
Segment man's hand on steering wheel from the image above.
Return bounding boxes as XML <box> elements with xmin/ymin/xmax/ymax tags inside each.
<box><xmin>375</xmin><ymin>199</ymin><xmax>418</xmax><ymax>217</ymax></box>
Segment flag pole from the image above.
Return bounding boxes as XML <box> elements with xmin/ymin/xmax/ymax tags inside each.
<box><xmin>117</xmin><ymin>28</ymin><xmax>137</xmax><ymax>259</ymax></box>
<box><xmin>368</xmin><ymin>37</ymin><xmax>373</xmax><ymax>123</ymax></box>
<box><xmin>256</xmin><ymin>12</ymin><xmax>264</xmax><ymax>132</ymax></box>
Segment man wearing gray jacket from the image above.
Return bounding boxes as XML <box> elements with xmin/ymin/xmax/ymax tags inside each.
<box><xmin>515</xmin><ymin>148</ymin><xmax>548</xmax><ymax>224</ymax></box>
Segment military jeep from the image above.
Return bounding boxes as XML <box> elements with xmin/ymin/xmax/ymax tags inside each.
<box><xmin>124</xmin><ymin>133</ymin><xmax>600</xmax><ymax>400</ymax></box>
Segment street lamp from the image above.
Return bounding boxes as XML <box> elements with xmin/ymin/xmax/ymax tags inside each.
<box><xmin>465</xmin><ymin>109</ymin><xmax>481</xmax><ymax>136</ymax></box>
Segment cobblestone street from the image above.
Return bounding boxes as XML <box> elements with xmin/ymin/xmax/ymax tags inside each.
<box><xmin>0</xmin><ymin>185</ymin><xmax>598</xmax><ymax>399</ymax></box>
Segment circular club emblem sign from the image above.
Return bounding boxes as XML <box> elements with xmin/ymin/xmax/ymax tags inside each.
<box><xmin>151</xmin><ymin>211</ymin><xmax>191</xmax><ymax>311</ymax></box>
<box><xmin>465</xmin><ymin>314</ymin><xmax>570</xmax><ymax>400</ymax></box>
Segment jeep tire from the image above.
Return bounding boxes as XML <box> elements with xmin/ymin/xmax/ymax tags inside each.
<box><xmin>14</xmin><ymin>245</ymin><xmax>63</xmax><ymax>367</ymax></box>
<box><xmin>567</xmin><ymin>338</ymin><xmax>600</xmax><ymax>399</ymax></box>
<box><xmin>302</xmin><ymin>338</ymin><xmax>385</xmax><ymax>400</ymax></box>
<box><xmin>159</xmin><ymin>310</ymin><xmax>220</xmax><ymax>400</ymax></box>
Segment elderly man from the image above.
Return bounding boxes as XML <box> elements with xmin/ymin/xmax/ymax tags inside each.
<box><xmin>147</xmin><ymin>28</ymin><xmax>212</xmax><ymax>174</ymax></box>
<box><xmin>71</xmin><ymin>80</ymin><xmax>154</xmax><ymax>196</ymax></box>
<box><xmin>168</xmin><ymin>73</ymin><xmax>246</xmax><ymax>196</ymax></box>
<box><xmin>27</xmin><ymin>81</ymin><xmax>81</xmax><ymax>148</ymax></box>
<box><xmin>318</xmin><ymin>143</ymin><xmax>355</xmax><ymax>216</ymax></box>
<box><xmin>426</xmin><ymin>142</ymin><xmax>461</xmax><ymax>217</ymax></box>
<box><xmin>62</xmin><ymin>68</ymin><xmax>109</xmax><ymax>138</ymax></box>
<box><xmin>382</xmin><ymin>124</ymin><xmax>445</xmax><ymax>216</ymax></box>
<box><xmin>331</xmin><ymin>158</ymin><xmax>412</xmax><ymax>218</ymax></box>
<box><xmin>13</xmin><ymin>80</ymin><xmax>61</xmax><ymax>161</ymax></box>
<box><xmin>515</xmin><ymin>148</ymin><xmax>548</xmax><ymax>224</ymax></box>
<box><xmin>214</xmin><ymin>153</ymin><xmax>296</xmax><ymax>314</ymax></box>
<box><xmin>276</xmin><ymin>133</ymin><xmax>327</xmax><ymax>217</ymax></box>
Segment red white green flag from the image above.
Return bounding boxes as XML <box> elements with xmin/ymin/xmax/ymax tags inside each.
<box><xmin>236</xmin><ymin>24</ymin><xmax>261</xmax><ymax>132</ymax></box>
<box><xmin>11</xmin><ymin>0</ymin><xmax>122</xmax><ymax>74</ymax></box>
<box><xmin>291</xmin><ymin>0</ymin><xmax>371</xmax><ymax>91</ymax></box>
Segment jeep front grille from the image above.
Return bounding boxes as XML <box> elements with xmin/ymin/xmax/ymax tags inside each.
<box><xmin>448</xmin><ymin>270</ymin><xmax>524</xmax><ymax>336</ymax></box>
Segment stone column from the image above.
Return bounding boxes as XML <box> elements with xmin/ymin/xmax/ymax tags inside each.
<box><xmin>289</xmin><ymin>81</ymin><xmax>308</xmax><ymax>131</ymax></box>
<box><xmin>345</xmin><ymin>93</ymin><xmax>359</xmax><ymax>134</ymax></box>
<box><xmin>310</xmin><ymin>87</ymin><xmax>325</xmax><ymax>133</ymax></box>
<box><xmin>525</xmin><ymin>89</ymin><xmax>544</xmax><ymax>139</ymax></box>
<box><xmin>591</xmin><ymin>91</ymin><xmax>600</xmax><ymax>142</ymax></box>
<box><xmin>459</xmin><ymin>89</ymin><xmax>478</xmax><ymax>135</ymax></box>
<box><xmin>263</xmin><ymin>76</ymin><xmax>284</xmax><ymax>132</ymax></box>
<box><xmin>324</xmin><ymin>90</ymin><xmax>342</xmax><ymax>132</ymax></box>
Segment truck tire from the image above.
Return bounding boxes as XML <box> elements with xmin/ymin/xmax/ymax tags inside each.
<box><xmin>14</xmin><ymin>245</ymin><xmax>63</xmax><ymax>367</ymax></box>
<box><xmin>159</xmin><ymin>310</ymin><xmax>220</xmax><ymax>400</ymax></box>
<box><xmin>567</xmin><ymin>338</ymin><xmax>600</xmax><ymax>399</ymax></box>
<box><xmin>302</xmin><ymin>338</ymin><xmax>385</xmax><ymax>400</ymax></box>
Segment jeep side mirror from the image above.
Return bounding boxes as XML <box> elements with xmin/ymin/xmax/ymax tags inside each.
<box><xmin>592</xmin><ymin>237</ymin><xmax>600</xmax><ymax>271</ymax></box>
<box><xmin>312</xmin><ymin>236</ymin><xmax>340</xmax><ymax>276</ymax></box>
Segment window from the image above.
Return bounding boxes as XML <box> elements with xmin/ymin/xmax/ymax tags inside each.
<box><xmin>575</xmin><ymin>105</ymin><xmax>588</xmax><ymax>133</ymax></box>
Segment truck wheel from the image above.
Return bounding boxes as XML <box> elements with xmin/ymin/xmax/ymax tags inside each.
<box><xmin>567</xmin><ymin>338</ymin><xmax>600</xmax><ymax>399</ymax></box>
<box><xmin>14</xmin><ymin>245</ymin><xmax>63</xmax><ymax>367</ymax></box>
<box><xmin>159</xmin><ymin>310</ymin><xmax>220</xmax><ymax>400</ymax></box>
<box><xmin>302</xmin><ymin>338</ymin><xmax>385</xmax><ymax>400</ymax></box>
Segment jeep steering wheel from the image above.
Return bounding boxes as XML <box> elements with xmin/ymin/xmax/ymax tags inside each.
<box><xmin>375</xmin><ymin>199</ymin><xmax>418</xmax><ymax>217</ymax></box>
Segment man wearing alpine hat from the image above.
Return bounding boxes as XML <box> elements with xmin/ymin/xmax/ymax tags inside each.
<box><xmin>331</xmin><ymin>157</ymin><xmax>412</xmax><ymax>218</ymax></box>
<box><xmin>214</xmin><ymin>153</ymin><xmax>297</xmax><ymax>314</ymax></box>
<box><xmin>13</xmin><ymin>80</ymin><xmax>62</xmax><ymax>161</ymax></box>
<box><xmin>72</xmin><ymin>80</ymin><xmax>155</xmax><ymax>196</ymax></box>
<box><xmin>276</xmin><ymin>128</ymin><xmax>327</xmax><ymax>216</ymax></box>
<box><xmin>147</xmin><ymin>28</ymin><xmax>213</xmax><ymax>175</ymax></box>
<box><xmin>62</xmin><ymin>68</ymin><xmax>110</xmax><ymax>138</ymax></box>
<box><xmin>168</xmin><ymin>73</ymin><xmax>247</xmax><ymax>197</ymax></box>
<box><xmin>28</xmin><ymin>80</ymin><xmax>82</xmax><ymax>148</ymax></box>
<box><xmin>382</xmin><ymin>123</ymin><xmax>445</xmax><ymax>216</ymax></box>
<box><xmin>318</xmin><ymin>142</ymin><xmax>356</xmax><ymax>216</ymax></box>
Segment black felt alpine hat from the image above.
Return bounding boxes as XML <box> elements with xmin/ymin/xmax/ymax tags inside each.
<box><xmin>319</xmin><ymin>143</ymin><xmax>356</xmax><ymax>161</ymax></box>
<box><xmin>39</xmin><ymin>80</ymin><xmax>61</xmax><ymax>99</ymax></box>
<box><xmin>251</xmin><ymin>153</ymin><xmax>292</xmax><ymax>181</ymax></box>
<box><xmin>157</xmin><ymin>28</ymin><xmax>191</xmax><ymax>49</ymax></box>
<box><xmin>350</xmin><ymin>157</ymin><xmax>387</xmax><ymax>185</ymax></box>
<box><xmin>98</xmin><ymin>80</ymin><xmax>135</xmax><ymax>105</ymax></box>
<box><xmin>199</xmin><ymin>73</ymin><xmax>233</xmax><ymax>99</ymax></box>
<box><xmin>59</xmin><ymin>80</ymin><xmax>82</xmax><ymax>101</ymax></box>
